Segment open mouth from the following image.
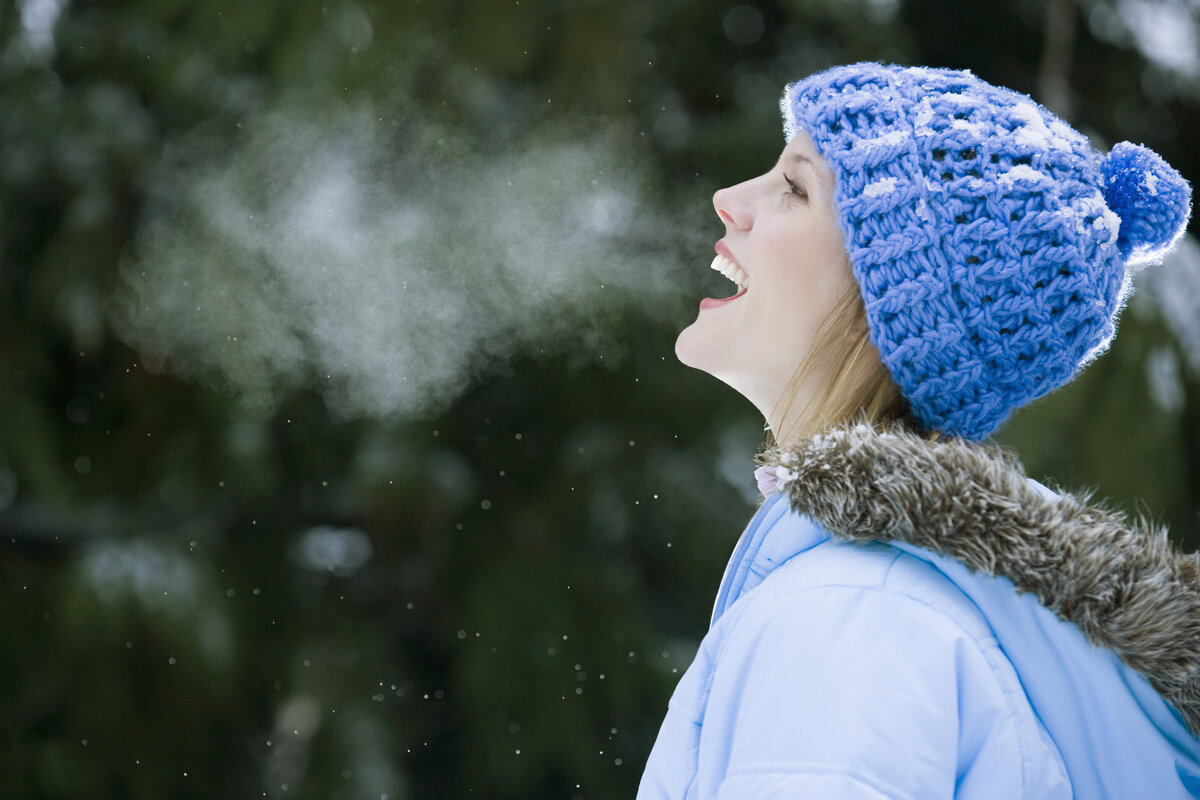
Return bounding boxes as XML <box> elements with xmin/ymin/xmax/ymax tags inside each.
<box><xmin>700</xmin><ymin>253</ymin><xmax>749</xmax><ymax>309</ymax></box>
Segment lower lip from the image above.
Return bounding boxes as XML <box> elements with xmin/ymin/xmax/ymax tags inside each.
<box><xmin>699</xmin><ymin>288</ymin><xmax>747</xmax><ymax>310</ymax></box>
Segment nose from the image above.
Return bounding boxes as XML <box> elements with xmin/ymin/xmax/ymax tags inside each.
<box><xmin>713</xmin><ymin>181</ymin><xmax>752</xmax><ymax>231</ymax></box>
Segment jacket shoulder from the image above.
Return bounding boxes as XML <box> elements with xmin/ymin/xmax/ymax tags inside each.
<box><xmin>697</xmin><ymin>538</ymin><xmax>1070</xmax><ymax>798</ymax></box>
<box><xmin>767</xmin><ymin>422</ymin><xmax>1200</xmax><ymax>737</ymax></box>
<box><xmin>722</xmin><ymin>537</ymin><xmax>997</xmax><ymax>647</ymax></box>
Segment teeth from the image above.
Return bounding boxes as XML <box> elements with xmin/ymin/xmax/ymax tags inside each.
<box><xmin>710</xmin><ymin>254</ymin><xmax>749</xmax><ymax>291</ymax></box>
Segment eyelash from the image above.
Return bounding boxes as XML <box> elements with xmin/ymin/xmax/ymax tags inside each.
<box><xmin>783</xmin><ymin>173</ymin><xmax>807</xmax><ymax>200</ymax></box>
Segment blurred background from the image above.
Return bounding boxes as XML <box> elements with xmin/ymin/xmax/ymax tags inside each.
<box><xmin>3</xmin><ymin>0</ymin><xmax>1200</xmax><ymax>797</ymax></box>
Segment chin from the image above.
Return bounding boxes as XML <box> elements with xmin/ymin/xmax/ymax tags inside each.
<box><xmin>675</xmin><ymin>321</ymin><xmax>739</xmax><ymax>393</ymax></box>
<box><xmin>674</xmin><ymin>318</ymin><xmax>710</xmax><ymax>371</ymax></box>
<box><xmin>674</xmin><ymin>319</ymin><xmax>786</xmax><ymax>425</ymax></box>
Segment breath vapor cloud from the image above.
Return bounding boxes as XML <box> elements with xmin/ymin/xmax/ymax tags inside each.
<box><xmin>113</xmin><ymin>97</ymin><xmax>702</xmax><ymax>419</ymax></box>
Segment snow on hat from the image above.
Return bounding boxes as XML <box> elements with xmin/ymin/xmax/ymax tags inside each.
<box><xmin>782</xmin><ymin>62</ymin><xmax>1192</xmax><ymax>439</ymax></box>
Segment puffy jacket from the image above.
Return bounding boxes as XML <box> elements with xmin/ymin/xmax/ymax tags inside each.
<box><xmin>638</xmin><ymin>424</ymin><xmax>1200</xmax><ymax>799</ymax></box>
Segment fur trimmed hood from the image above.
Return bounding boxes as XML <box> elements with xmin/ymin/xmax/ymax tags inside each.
<box><xmin>762</xmin><ymin>423</ymin><xmax>1200</xmax><ymax>737</ymax></box>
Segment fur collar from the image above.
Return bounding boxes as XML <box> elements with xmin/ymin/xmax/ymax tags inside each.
<box><xmin>763</xmin><ymin>423</ymin><xmax>1200</xmax><ymax>737</ymax></box>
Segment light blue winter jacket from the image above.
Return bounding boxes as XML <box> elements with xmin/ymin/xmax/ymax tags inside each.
<box><xmin>638</xmin><ymin>425</ymin><xmax>1200</xmax><ymax>799</ymax></box>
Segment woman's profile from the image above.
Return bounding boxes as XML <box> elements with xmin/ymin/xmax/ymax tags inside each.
<box><xmin>639</xmin><ymin>62</ymin><xmax>1200</xmax><ymax>798</ymax></box>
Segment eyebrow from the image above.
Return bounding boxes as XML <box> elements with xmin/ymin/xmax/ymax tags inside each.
<box><xmin>782</xmin><ymin>150</ymin><xmax>832</xmax><ymax>189</ymax></box>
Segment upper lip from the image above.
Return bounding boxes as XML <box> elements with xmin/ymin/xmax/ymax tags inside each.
<box><xmin>714</xmin><ymin>241</ymin><xmax>746</xmax><ymax>273</ymax></box>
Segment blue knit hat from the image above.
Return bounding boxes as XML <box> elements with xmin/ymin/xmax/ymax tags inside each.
<box><xmin>781</xmin><ymin>63</ymin><xmax>1192</xmax><ymax>439</ymax></box>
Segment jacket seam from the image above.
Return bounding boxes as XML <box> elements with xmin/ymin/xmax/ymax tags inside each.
<box><xmin>721</xmin><ymin>761</ymin><xmax>923</xmax><ymax>800</ymax></box>
<box><xmin>714</xmin><ymin>563</ymin><xmax>996</xmax><ymax>665</ymax></box>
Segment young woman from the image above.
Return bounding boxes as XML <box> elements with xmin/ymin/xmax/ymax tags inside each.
<box><xmin>639</xmin><ymin>63</ymin><xmax>1200</xmax><ymax>798</ymax></box>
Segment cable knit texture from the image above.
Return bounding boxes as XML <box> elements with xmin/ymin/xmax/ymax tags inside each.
<box><xmin>782</xmin><ymin>63</ymin><xmax>1192</xmax><ymax>439</ymax></box>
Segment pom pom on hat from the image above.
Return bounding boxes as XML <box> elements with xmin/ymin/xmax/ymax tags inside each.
<box><xmin>1102</xmin><ymin>141</ymin><xmax>1192</xmax><ymax>267</ymax></box>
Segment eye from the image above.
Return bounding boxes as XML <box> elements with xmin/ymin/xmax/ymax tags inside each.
<box><xmin>783</xmin><ymin>172</ymin><xmax>807</xmax><ymax>200</ymax></box>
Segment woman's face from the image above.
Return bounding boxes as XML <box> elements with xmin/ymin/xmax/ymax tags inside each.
<box><xmin>675</xmin><ymin>132</ymin><xmax>854</xmax><ymax>429</ymax></box>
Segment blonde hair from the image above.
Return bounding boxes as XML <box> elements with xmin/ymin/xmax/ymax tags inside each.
<box><xmin>768</xmin><ymin>280</ymin><xmax>913</xmax><ymax>446</ymax></box>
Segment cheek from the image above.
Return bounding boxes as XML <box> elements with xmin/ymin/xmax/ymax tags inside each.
<box><xmin>760</xmin><ymin>251</ymin><xmax>854</xmax><ymax>366</ymax></box>
<box><xmin>769</xmin><ymin>242</ymin><xmax>850</xmax><ymax>324</ymax></box>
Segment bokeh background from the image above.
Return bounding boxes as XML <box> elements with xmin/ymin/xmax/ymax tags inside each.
<box><xmin>4</xmin><ymin>1</ymin><xmax>1200</xmax><ymax>798</ymax></box>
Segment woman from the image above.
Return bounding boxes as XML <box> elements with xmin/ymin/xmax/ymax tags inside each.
<box><xmin>639</xmin><ymin>63</ymin><xmax>1200</xmax><ymax>798</ymax></box>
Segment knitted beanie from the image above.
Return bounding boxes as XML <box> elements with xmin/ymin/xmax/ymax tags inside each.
<box><xmin>781</xmin><ymin>63</ymin><xmax>1192</xmax><ymax>439</ymax></box>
